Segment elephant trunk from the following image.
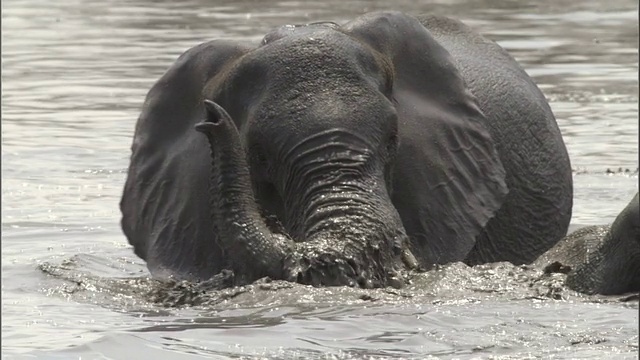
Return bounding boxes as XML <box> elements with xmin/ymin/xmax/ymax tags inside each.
<box><xmin>275</xmin><ymin>131</ymin><xmax>418</xmax><ymax>287</ymax></box>
<box><xmin>195</xmin><ymin>100</ymin><xmax>293</xmax><ymax>283</ymax></box>
<box><xmin>293</xmin><ymin>183</ymin><xmax>416</xmax><ymax>288</ymax></box>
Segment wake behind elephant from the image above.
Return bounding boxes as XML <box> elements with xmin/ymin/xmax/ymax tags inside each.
<box><xmin>536</xmin><ymin>193</ymin><xmax>639</xmax><ymax>295</ymax></box>
<box><xmin>120</xmin><ymin>12</ymin><xmax>573</xmax><ymax>286</ymax></box>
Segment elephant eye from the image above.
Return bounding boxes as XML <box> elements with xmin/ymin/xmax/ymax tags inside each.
<box><xmin>256</xmin><ymin>152</ymin><xmax>269</xmax><ymax>168</ymax></box>
<box><xmin>249</xmin><ymin>147</ymin><xmax>271</xmax><ymax>180</ymax></box>
<box><xmin>258</xmin><ymin>153</ymin><xmax>267</xmax><ymax>164</ymax></box>
<box><xmin>386</xmin><ymin>132</ymin><xmax>399</xmax><ymax>156</ymax></box>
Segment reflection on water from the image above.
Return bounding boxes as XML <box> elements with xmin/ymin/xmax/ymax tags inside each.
<box><xmin>2</xmin><ymin>0</ymin><xmax>638</xmax><ymax>358</ymax></box>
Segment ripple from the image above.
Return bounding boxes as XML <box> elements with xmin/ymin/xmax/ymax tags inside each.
<box><xmin>2</xmin><ymin>0</ymin><xmax>638</xmax><ymax>357</ymax></box>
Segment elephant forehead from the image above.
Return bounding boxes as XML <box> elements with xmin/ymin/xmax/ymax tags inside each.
<box><xmin>220</xmin><ymin>29</ymin><xmax>397</xmax><ymax>141</ymax></box>
<box><xmin>261</xmin><ymin>22</ymin><xmax>340</xmax><ymax>45</ymax></box>
<box><xmin>244</xmin><ymin>29</ymin><xmax>388</xmax><ymax>85</ymax></box>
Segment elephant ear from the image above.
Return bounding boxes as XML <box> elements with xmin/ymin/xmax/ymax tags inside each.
<box><xmin>344</xmin><ymin>12</ymin><xmax>508</xmax><ymax>265</ymax></box>
<box><xmin>120</xmin><ymin>40</ymin><xmax>250</xmax><ymax>279</ymax></box>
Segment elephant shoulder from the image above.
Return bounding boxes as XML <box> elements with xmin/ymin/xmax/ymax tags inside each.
<box><xmin>413</xmin><ymin>14</ymin><xmax>481</xmax><ymax>39</ymax></box>
<box><xmin>414</xmin><ymin>13</ymin><xmax>542</xmax><ymax>99</ymax></box>
<box><xmin>414</xmin><ymin>14</ymin><xmax>513</xmax><ymax>57</ymax></box>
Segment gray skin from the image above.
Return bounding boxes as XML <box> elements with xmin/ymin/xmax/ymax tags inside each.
<box><xmin>120</xmin><ymin>12</ymin><xmax>573</xmax><ymax>287</ymax></box>
<box><xmin>535</xmin><ymin>193</ymin><xmax>639</xmax><ymax>295</ymax></box>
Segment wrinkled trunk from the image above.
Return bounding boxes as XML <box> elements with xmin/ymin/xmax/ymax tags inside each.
<box><xmin>286</xmin><ymin>180</ymin><xmax>416</xmax><ymax>288</ymax></box>
<box><xmin>274</xmin><ymin>130</ymin><xmax>417</xmax><ymax>287</ymax></box>
<box><xmin>195</xmin><ymin>100</ymin><xmax>293</xmax><ymax>283</ymax></box>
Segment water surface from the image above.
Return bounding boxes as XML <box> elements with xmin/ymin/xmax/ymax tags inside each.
<box><xmin>2</xmin><ymin>0</ymin><xmax>638</xmax><ymax>358</ymax></box>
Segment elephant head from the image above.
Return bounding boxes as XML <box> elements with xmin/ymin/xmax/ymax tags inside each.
<box><xmin>193</xmin><ymin>29</ymin><xmax>417</xmax><ymax>287</ymax></box>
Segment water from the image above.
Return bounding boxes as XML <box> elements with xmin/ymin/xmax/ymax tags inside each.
<box><xmin>2</xmin><ymin>0</ymin><xmax>638</xmax><ymax>358</ymax></box>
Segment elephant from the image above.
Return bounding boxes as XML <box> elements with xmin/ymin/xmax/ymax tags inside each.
<box><xmin>535</xmin><ymin>193</ymin><xmax>639</xmax><ymax>295</ymax></box>
<box><xmin>120</xmin><ymin>11</ymin><xmax>573</xmax><ymax>287</ymax></box>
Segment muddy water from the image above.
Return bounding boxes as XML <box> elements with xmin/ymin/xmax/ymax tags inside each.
<box><xmin>2</xmin><ymin>0</ymin><xmax>638</xmax><ymax>358</ymax></box>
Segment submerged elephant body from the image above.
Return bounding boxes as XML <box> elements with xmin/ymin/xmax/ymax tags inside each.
<box><xmin>121</xmin><ymin>12</ymin><xmax>573</xmax><ymax>286</ymax></box>
<box><xmin>535</xmin><ymin>193</ymin><xmax>639</xmax><ymax>295</ymax></box>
